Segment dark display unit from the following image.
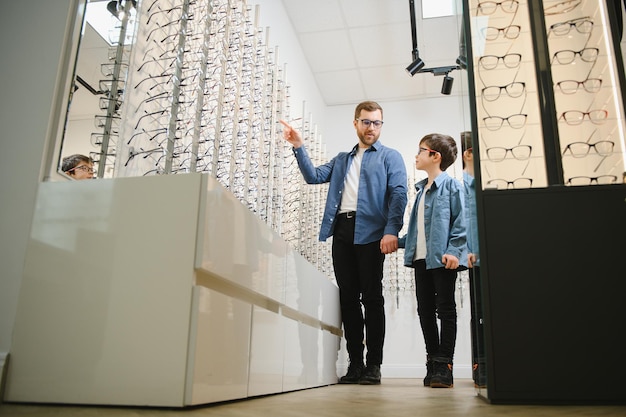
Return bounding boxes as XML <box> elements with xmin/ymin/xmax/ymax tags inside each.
<box><xmin>462</xmin><ymin>0</ymin><xmax>626</xmax><ymax>403</ymax></box>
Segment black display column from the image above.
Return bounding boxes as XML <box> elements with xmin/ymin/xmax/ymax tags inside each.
<box><xmin>462</xmin><ymin>0</ymin><xmax>626</xmax><ymax>403</ymax></box>
<box><xmin>480</xmin><ymin>185</ymin><xmax>626</xmax><ymax>403</ymax></box>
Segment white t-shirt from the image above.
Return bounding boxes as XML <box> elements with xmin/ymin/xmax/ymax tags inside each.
<box><xmin>340</xmin><ymin>146</ymin><xmax>365</xmax><ymax>213</ymax></box>
<box><xmin>414</xmin><ymin>186</ymin><xmax>429</xmax><ymax>261</ymax></box>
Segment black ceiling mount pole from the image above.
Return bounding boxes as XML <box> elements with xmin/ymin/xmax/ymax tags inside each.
<box><xmin>408</xmin><ymin>0</ymin><xmax>419</xmax><ymax>61</ymax></box>
<box><xmin>405</xmin><ymin>0</ymin><xmax>463</xmax><ymax>93</ymax></box>
<box><xmin>405</xmin><ymin>0</ymin><xmax>425</xmax><ymax>75</ymax></box>
<box><xmin>456</xmin><ymin>19</ymin><xmax>467</xmax><ymax>69</ymax></box>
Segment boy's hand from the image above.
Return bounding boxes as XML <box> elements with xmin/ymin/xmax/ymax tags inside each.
<box><xmin>467</xmin><ymin>253</ymin><xmax>476</xmax><ymax>268</ymax></box>
<box><xmin>442</xmin><ymin>254</ymin><xmax>459</xmax><ymax>269</ymax></box>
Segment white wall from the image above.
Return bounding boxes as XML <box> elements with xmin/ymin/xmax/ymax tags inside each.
<box><xmin>0</xmin><ymin>0</ymin><xmax>79</xmax><ymax>384</ymax></box>
<box><xmin>324</xmin><ymin>94</ymin><xmax>472</xmax><ymax>179</ymax></box>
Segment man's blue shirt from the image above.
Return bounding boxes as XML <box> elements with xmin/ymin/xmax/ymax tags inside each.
<box><xmin>293</xmin><ymin>141</ymin><xmax>408</xmax><ymax>244</ymax></box>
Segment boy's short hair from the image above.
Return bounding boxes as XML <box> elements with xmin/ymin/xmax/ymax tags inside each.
<box><xmin>460</xmin><ymin>131</ymin><xmax>472</xmax><ymax>153</ymax></box>
<box><xmin>420</xmin><ymin>133</ymin><xmax>458</xmax><ymax>171</ymax></box>
<box><xmin>62</xmin><ymin>154</ymin><xmax>93</xmax><ymax>173</ymax></box>
<box><xmin>460</xmin><ymin>131</ymin><xmax>472</xmax><ymax>168</ymax></box>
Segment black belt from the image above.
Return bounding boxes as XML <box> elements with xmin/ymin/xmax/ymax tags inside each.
<box><xmin>338</xmin><ymin>211</ymin><xmax>356</xmax><ymax>219</ymax></box>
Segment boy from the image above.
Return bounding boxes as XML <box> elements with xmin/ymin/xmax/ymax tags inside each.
<box><xmin>400</xmin><ymin>133</ymin><xmax>467</xmax><ymax>388</ymax></box>
<box><xmin>62</xmin><ymin>154</ymin><xmax>95</xmax><ymax>180</ymax></box>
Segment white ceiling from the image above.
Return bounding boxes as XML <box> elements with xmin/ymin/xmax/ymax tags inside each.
<box><xmin>70</xmin><ymin>0</ymin><xmax>465</xmax><ymax>122</ymax></box>
<box><xmin>280</xmin><ymin>0</ymin><xmax>464</xmax><ymax>106</ymax></box>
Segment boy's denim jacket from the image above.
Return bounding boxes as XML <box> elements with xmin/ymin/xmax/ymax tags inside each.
<box><xmin>399</xmin><ymin>171</ymin><xmax>468</xmax><ymax>270</ymax></box>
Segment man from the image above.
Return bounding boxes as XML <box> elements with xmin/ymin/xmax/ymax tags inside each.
<box><xmin>62</xmin><ymin>154</ymin><xmax>95</xmax><ymax>180</ymax></box>
<box><xmin>280</xmin><ymin>101</ymin><xmax>407</xmax><ymax>385</ymax></box>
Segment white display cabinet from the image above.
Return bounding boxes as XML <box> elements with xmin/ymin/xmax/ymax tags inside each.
<box><xmin>5</xmin><ymin>173</ymin><xmax>341</xmax><ymax>407</ymax></box>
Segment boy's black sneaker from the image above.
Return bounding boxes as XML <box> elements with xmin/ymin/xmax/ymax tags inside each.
<box><xmin>430</xmin><ymin>360</ymin><xmax>453</xmax><ymax>388</ymax></box>
<box><xmin>359</xmin><ymin>364</ymin><xmax>381</xmax><ymax>385</ymax></box>
<box><xmin>339</xmin><ymin>362</ymin><xmax>364</xmax><ymax>384</ymax></box>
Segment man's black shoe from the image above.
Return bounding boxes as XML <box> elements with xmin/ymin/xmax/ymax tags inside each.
<box><xmin>359</xmin><ymin>364</ymin><xmax>381</xmax><ymax>385</ymax></box>
<box><xmin>339</xmin><ymin>362</ymin><xmax>363</xmax><ymax>384</ymax></box>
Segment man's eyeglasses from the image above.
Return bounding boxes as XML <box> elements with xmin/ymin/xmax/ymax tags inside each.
<box><xmin>68</xmin><ymin>165</ymin><xmax>96</xmax><ymax>174</ymax></box>
<box><xmin>418</xmin><ymin>147</ymin><xmax>439</xmax><ymax>156</ymax></box>
<box><xmin>356</xmin><ymin>119</ymin><xmax>384</xmax><ymax>129</ymax></box>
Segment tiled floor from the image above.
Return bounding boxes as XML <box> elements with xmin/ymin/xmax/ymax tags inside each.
<box><xmin>1</xmin><ymin>379</ymin><xmax>625</xmax><ymax>417</ymax></box>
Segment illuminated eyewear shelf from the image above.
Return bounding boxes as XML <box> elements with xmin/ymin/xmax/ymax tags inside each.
<box><xmin>466</xmin><ymin>0</ymin><xmax>626</xmax><ymax>190</ymax></box>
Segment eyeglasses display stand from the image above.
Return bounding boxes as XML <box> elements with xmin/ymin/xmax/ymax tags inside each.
<box><xmin>468</xmin><ymin>0</ymin><xmax>625</xmax><ymax>190</ymax></box>
<box><xmin>463</xmin><ymin>0</ymin><xmax>626</xmax><ymax>404</ymax></box>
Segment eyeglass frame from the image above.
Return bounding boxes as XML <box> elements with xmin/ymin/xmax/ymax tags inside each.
<box><xmin>476</xmin><ymin>0</ymin><xmax>519</xmax><ymax>15</ymax></box>
<box><xmin>551</xmin><ymin>47</ymin><xmax>599</xmax><ymax>65</ymax></box>
<box><xmin>478</xmin><ymin>53</ymin><xmax>522</xmax><ymax>70</ymax></box>
<box><xmin>555</xmin><ymin>77</ymin><xmax>602</xmax><ymax>95</ymax></box>
<box><xmin>558</xmin><ymin>109</ymin><xmax>608</xmax><ymax>125</ymax></box>
<box><xmin>67</xmin><ymin>165</ymin><xmax>96</xmax><ymax>174</ymax></box>
<box><xmin>481</xmin><ymin>81</ymin><xmax>526</xmax><ymax>101</ymax></box>
<box><xmin>562</xmin><ymin>140</ymin><xmax>614</xmax><ymax>158</ymax></box>
<box><xmin>544</xmin><ymin>0</ymin><xmax>582</xmax><ymax>16</ymax></box>
<box><xmin>482</xmin><ymin>113</ymin><xmax>528</xmax><ymax>130</ymax></box>
<box><xmin>418</xmin><ymin>147</ymin><xmax>440</xmax><ymax>156</ymax></box>
<box><xmin>356</xmin><ymin>118</ymin><xmax>384</xmax><ymax>128</ymax></box>
<box><xmin>485</xmin><ymin>145</ymin><xmax>532</xmax><ymax>162</ymax></box>
<box><xmin>549</xmin><ymin>16</ymin><xmax>593</xmax><ymax>36</ymax></box>
<box><xmin>486</xmin><ymin>177</ymin><xmax>533</xmax><ymax>189</ymax></box>
<box><xmin>481</xmin><ymin>24</ymin><xmax>521</xmax><ymax>40</ymax></box>
<box><xmin>566</xmin><ymin>175</ymin><xmax>617</xmax><ymax>185</ymax></box>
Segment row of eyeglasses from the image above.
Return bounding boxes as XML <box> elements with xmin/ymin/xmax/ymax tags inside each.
<box><xmin>90</xmin><ymin>0</ymin><xmax>334</xmax><ymax>278</ymax></box>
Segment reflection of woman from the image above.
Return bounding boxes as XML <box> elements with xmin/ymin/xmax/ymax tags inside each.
<box><xmin>62</xmin><ymin>154</ymin><xmax>95</xmax><ymax>180</ymax></box>
<box><xmin>461</xmin><ymin>132</ymin><xmax>485</xmax><ymax>388</ymax></box>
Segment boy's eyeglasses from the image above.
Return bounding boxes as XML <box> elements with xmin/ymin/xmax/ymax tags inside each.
<box><xmin>418</xmin><ymin>147</ymin><xmax>440</xmax><ymax>156</ymax></box>
<box><xmin>68</xmin><ymin>165</ymin><xmax>96</xmax><ymax>174</ymax></box>
<box><xmin>356</xmin><ymin>119</ymin><xmax>384</xmax><ymax>128</ymax></box>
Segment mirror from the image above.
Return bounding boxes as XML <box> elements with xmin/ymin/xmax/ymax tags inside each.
<box><xmin>58</xmin><ymin>0</ymin><xmax>137</xmax><ymax>179</ymax></box>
